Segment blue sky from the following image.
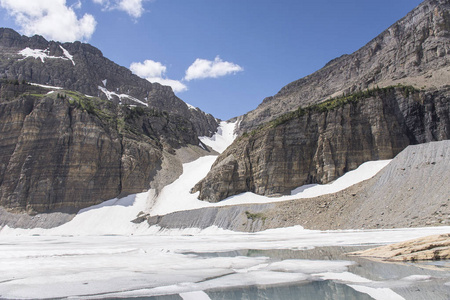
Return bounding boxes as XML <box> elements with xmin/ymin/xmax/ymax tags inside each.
<box><xmin>0</xmin><ymin>0</ymin><xmax>423</xmax><ymax>120</ymax></box>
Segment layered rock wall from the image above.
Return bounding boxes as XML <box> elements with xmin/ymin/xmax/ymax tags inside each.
<box><xmin>193</xmin><ymin>87</ymin><xmax>450</xmax><ymax>202</ymax></box>
<box><xmin>0</xmin><ymin>81</ymin><xmax>204</xmax><ymax>213</ymax></box>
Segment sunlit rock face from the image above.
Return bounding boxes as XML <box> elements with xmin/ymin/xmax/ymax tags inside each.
<box><xmin>349</xmin><ymin>233</ymin><xmax>450</xmax><ymax>261</ymax></box>
<box><xmin>193</xmin><ymin>87</ymin><xmax>450</xmax><ymax>202</ymax></box>
<box><xmin>238</xmin><ymin>0</ymin><xmax>450</xmax><ymax>133</ymax></box>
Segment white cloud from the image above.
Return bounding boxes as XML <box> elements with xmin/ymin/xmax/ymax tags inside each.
<box><xmin>148</xmin><ymin>77</ymin><xmax>187</xmax><ymax>93</ymax></box>
<box><xmin>130</xmin><ymin>60</ymin><xmax>187</xmax><ymax>93</ymax></box>
<box><xmin>184</xmin><ymin>56</ymin><xmax>243</xmax><ymax>81</ymax></box>
<box><xmin>130</xmin><ymin>60</ymin><xmax>166</xmax><ymax>78</ymax></box>
<box><xmin>0</xmin><ymin>0</ymin><xmax>96</xmax><ymax>42</ymax></box>
<box><xmin>92</xmin><ymin>0</ymin><xmax>145</xmax><ymax>18</ymax></box>
<box><xmin>72</xmin><ymin>0</ymin><xmax>82</xmax><ymax>10</ymax></box>
<box><xmin>118</xmin><ymin>0</ymin><xmax>144</xmax><ymax>18</ymax></box>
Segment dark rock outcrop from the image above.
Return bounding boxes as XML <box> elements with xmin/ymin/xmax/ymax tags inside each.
<box><xmin>239</xmin><ymin>0</ymin><xmax>450</xmax><ymax>132</ymax></box>
<box><xmin>0</xmin><ymin>28</ymin><xmax>218</xmax><ymax>137</ymax></box>
<box><xmin>0</xmin><ymin>81</ymin><xmax>205</xmax><ymax>213</ymax></box>
<box><xmin>193</xmin><ymin>86</ymin><xmax>450</xmax><ymax>202</ymax></box>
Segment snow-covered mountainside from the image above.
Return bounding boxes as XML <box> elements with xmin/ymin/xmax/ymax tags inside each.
<box><xmin>1</xmin><ymin>138</ymin><xmax>450</xmax><ymax>299</ymax></box>
<box><xmin>0</xmin><ymin>121</ymin><xmax>390</xmax><ymax>235</ymax></box>
<box><xmin>1</xmin><ymin>126</ymin><xmax>449</xmax><ymax>299</ymax></box>
<box><xmin>0</xmin><ymin>1</ymin><xmax>448</xmax><ymax>237</ymax></box>
<box><xmin>0</xmin><ymin>1</ymin><xmax>449</xmax><ymax>297</ymax></box>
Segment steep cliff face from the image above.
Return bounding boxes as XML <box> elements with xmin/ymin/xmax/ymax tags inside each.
<box><xmin>194</xmin><ymin>0</ymin><xmax>450</xmax><ymax>203</ymax></box>
<box><xmin>193</xmin><ymin>86</ymin><xmax>450</xmax><ymax>202</ymax></box>
<box><xmin>0</xmin><ymin>81</ymin><xmax>205</xmax><ymax>213</ymax></box>
<box><xmin>239</xmin><ymin>0</ymin><xmax>450</xmax><ymax>132</ymax></box>
<box><xmin>0</xmin><ymin>28</ymin><xmax>218</xmax><ymax>137</ymax></box>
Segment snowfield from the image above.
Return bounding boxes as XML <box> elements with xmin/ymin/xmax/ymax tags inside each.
<box><xmin>199</xmin><ymin>120</ymin><xmax>237</xmax><ymax>154</ymax></box>
<box><xmin>18</xmin><ymin>46</ymin><xmax>75</xmax><ymax>65</ymax></box>
<box><xmin>150</xmin><ymin>120</ymin><xmax>391</xmax><ymax>216</ymax></box>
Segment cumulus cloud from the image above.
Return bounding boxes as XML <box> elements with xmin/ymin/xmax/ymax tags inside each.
<box><xmin>92</xmin><ymin>0</ymin><xmax>145</xmax><ymax>18</ymax></box>
<box><xmin>0</xmin><ymin>0</ymin><xmax>96</xmax><ymax>42</ymax></box>
<box><xmin>130</xmin><ymin>60</ymin><xmax>187</xmax><ymax>93</ymax></box>
<box><xmin>130</xmin><ymin>60</ymin><xmax>166</xmax><ymax>78</ymax></box>
<box><xmin>149</xmin><ymin>78</ymin><xmax>188</xmax><ymax>94</ymax></box>
<box><xmin>184</xmin><ymin>56</ymin><xmax>243</xmax><ymax>81</ymax></box>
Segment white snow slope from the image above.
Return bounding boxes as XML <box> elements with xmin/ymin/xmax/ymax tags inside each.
<box><xmin>1</xmin><ymin>120</ymin><xmax>393</xmax><ymax>236</ymax></box>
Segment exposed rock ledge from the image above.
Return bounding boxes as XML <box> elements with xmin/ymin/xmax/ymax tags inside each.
<box><xmin>348</xmin><ymin>234</ymin><xmax>450</xmax><ymax>261</ymax></box>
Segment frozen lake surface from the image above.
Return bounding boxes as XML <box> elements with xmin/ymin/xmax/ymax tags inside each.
<box><xmin>1</xmin><ymin>226</ymin><xmax>450</xmax><ymax>299</ymax></box>
<box><xmin>1</xmin><ymin>122</ymin><xmax>449</xmax><ymax>299</ymax></box>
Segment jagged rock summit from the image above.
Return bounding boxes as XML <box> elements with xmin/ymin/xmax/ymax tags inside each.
<box><xmin>239</xmin><ymin>0</ymin><xmax>450</xmax><ymax>132</ymax></box>
<box><xmin>194</xmin><ymin>0</ymin><xmax>450</xmax><ymax>203</ymax></box>
<box><xmin>0</xmin><ymin>28</ymin><xmax>218</xmax><ymax>137</ymax></box>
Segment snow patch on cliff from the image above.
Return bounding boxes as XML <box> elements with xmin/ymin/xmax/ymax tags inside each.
<box><xmin>30</xmin><ymin>83</ymin><xmax>63</xmax><ymax>90</ymax></box>
<box><xmin>59</xmin><ymin>45</ymin><xmax>75</xmax><ymax>65</ymax></box>
<box><xmin>98</xmin><ymin>86</ymin><xmax>148</xmax><ymax>107</ymax></box>
<box><xmin>199</xmin><ymin>121</ymin><xmax>237</xmax><ymax>154</ymax></box>
<box><xmin>19</xmin><ymin>47</ymin><xmax>74</xmax><ymax>65</ymax></box>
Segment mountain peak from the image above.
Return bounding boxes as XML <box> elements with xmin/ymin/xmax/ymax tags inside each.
<box><xmin>0</xmin><ymin>27</ymin><xmax>218</xmax><ymax>137</ymax></box>
<box><xmin>239</xmin><ymin>0</ymin><xmax>450</xmax><ymax>132</ymax></box>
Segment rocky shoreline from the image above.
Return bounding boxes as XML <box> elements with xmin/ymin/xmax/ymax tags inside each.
<box><xmin>348</xmin><ymin>234</ymin><xmax>450</xmax><ymax>261</ymax></box>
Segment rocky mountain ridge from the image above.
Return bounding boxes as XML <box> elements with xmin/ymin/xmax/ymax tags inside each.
<box><xmin>0</xmin><ymin>28</ymin><xmax>218</xmax><ymax>137</ymax></box>
<box><xmin>0</xmin><ymin>27</ymin><xmax>223</xmax><ymax>214</ymax></box>
<box><xmin>238</xmin><ymin>0</ymin><xmax>449</xmax><ymax>133</ymax></box>
<box><xmin>194</xmin><ymin>0</ymin><xmax>450</xmax><ymax>203</ymax></box>
<box><xmin>1</xmin><ymin>0</ymin><xmax>449</xmax><ymax>229</ymax></box>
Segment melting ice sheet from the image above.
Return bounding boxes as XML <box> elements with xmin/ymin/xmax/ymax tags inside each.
<box><xmin>1</xmin><ymin>226</ymin><xmax>450</xmax><ymax>299</ymax></box>
<box><xmin>1</xmin><ymin>121</ymin><xmax>449</xmax><ymax>299</ymax></box>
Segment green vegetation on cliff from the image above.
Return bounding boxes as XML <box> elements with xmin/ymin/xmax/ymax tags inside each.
<box><xmin>270</xmin><ymin>85</ymin><xmax>419</xmax><ymax>128</ymax></box>
<box><xmin>240</xmin><ymin>85</ymin><xmax>419</xmax><ymax>140</ymax></box>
